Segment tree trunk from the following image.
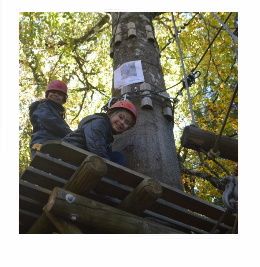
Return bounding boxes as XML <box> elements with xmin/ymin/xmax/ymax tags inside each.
<box><xmin>110</xmin><ymin>12</ymin><xmax>183</xmax><ymax>190</ymax></box>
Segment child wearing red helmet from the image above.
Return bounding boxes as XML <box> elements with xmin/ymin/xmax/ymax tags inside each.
<box><xmin>62</xmin><ymin>100</ymin><xmax>137</xmax><ymax>165</ymax></box>
<box><xmin>29</xmin><ymin>80</ymin><xmax>72</xmax><ymax>157</ymax></box>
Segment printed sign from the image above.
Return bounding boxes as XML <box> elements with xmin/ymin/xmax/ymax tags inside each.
<box><xmin>114</xmin><ymin>60</ymin><xmax>144</xmax><ymax>89</ymax></box>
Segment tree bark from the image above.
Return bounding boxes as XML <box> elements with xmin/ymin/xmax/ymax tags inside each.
<box><xmin>111</xmin><ymin>12</ymin><xmax>183</xmax><ymax>190</ymax></box>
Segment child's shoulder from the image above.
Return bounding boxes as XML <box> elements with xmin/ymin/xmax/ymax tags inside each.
<box><xmin>29</xmin><ymin>99</ymin><xmax>47</xmax><ymax>115</ymax></box>
<box><xmin>79</xmin><ymin>113</ymin><xmax>109</xmax><ymax>126</ymax></box>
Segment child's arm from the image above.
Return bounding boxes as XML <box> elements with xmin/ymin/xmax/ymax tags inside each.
<box><xmin>82</xmin><ymin>118</ymin><xmax>113</xmax><ymax>160</ymax></box>
<box><xmin>33</xmin><ymin>103</ymin><xmax>72</xmax><ymax>137</ymax></box>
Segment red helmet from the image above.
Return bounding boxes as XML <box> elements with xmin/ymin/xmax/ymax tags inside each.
<box><xmin>108</xmin><ymin>100</ymin><xmax>137</xmax><ymax>121</ymax></box>
<box><xmin>45</xmin><ymin>80</ymin><xmax>68</xmax><ymax>98</ymax></box>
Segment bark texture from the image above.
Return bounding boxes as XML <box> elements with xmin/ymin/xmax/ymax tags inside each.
<box><xmin>111</xmin><ymin>12</ymin><xmax>183</xmax><ymax>190</ymax></box>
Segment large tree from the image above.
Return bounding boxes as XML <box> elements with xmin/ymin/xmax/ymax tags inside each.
<box><xmin>19</xmin><ymin>12</ymin><xmax>238</xmax><ymax>205</ymax></box>
<box><xmin>110</xmin><ymin>12</ymin><xmax>183</xmax><ymax>189</ymax></box>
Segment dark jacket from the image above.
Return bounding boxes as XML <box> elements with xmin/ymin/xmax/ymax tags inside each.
<box><xmin>29</xmin><ymin>99</ymin><xmax>72</xmax><ymax>148</ymax></box>
<box><xmin>61</xmin><ymin>113</ymin><xmax>113</xmax><ymax>160</ymax></box>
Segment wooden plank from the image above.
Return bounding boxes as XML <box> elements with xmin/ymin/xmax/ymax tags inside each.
<box><xmin>93</xmin><ymin>181</ymin><xmax>231</xmax><ymax>233</ymax></box>
<box><xmin>89</xmin><ymin>179</ymin><xmax>227</xmax><ymax>233</ymax></box>
<box><xmin>150</xmin><ymin>199</ymin><xmax>231</xmax><ymax>233</ymax></box>
<box><xmin>160</xmin><ymin>183</ymin><xmax>235</xmax><ymax>227</ymax></box>
<box><xmin>19</xmin><ymin>174</ymin><xmax>231</xmax><ymax>234</ymax></box>
<box><xmin>44</xmin><ymin>210</ymin><xmax>83</xmax><ymax>234</ymax></box>
<box><xmin>30</xmin><ymin>151</ymin><xmax>77</xmax><ymax>179</ymax></box>
<box><xmin>41</xmin><ymin>141</ymin><xmax>145</xmax><ymax>187</ymax></box>
<box><xmin>181</xmin><ymin>125</ymin><xmax>238</xmax><ymax>162</ymax></box>
<box><xmin>40</xmin><ymin>141</ymin><xmax>236</xmax><ymax>227</ymax></box>
<box><xmin>94</xmin><ymin>178</ymin><xmax>132</xmax><ymax>200</ymax></box>
<box><xmin>19</xmin><ymin>195</ymin><xmax>44</xmax><ymax>215</ymax></box>
<box><xmin>46</xmin><ymin>187</ymin><xmax>184</xmax><ymax>234</ymax></box>
<box><xmin>27</xmin><ymin>155</ymin><xmax>107</xmax><ymax>234</ymax></box>
<box><xmin>20</xmin><ymin>166</ymin><xmax>67</xmax><ymax>189</ymax></box>
<box><xmin>20</xmin><ymin>221</ymin><xmax>30</xmax><ymax>234</ymax></box>
<box><xmin>144</xmin><ymin>210</ymin><xmax>207</xmax><ymax>234</ymax></box>
<box><xmin>19</xmin><ymin>209</ymin><xmax>40</xmax><ymax>225</ymax></box>
<box><xmin>19</xmin><ymin>180</ymin><xmax>51</xmax><ymax>203</ymax></box>
<box><xmin>40</xmin><ymin>140</ymin><xmax>88</xmax><ymax>166</ymax></box>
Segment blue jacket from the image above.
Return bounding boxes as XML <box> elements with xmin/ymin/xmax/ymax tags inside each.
<box><xmin>29</xmin><ymin>99</ymin><xmax>72</xmax><ymax>148</ymax></box>
<box><xmin>61</xmin><ymin>113</ymin><xmax>114</xmax><ymax>160</ymax></box>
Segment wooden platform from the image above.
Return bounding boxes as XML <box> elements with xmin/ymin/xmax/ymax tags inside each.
<box><xmin>19</xmin><ymin>140</ymin><xmax>237</xmax><ymax>234</ymax></box>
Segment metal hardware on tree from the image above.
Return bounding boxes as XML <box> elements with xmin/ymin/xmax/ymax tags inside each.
<box><xmin>145</xmin><ymin>25</ymin><xmax>155</xmax><ymax>41</ymax></box>
<box><xmin>127</xmin><ymin>22</ymin><xmax>137</xmax><ymax>38</ymax></box>
<box><xmin>222</xmin><ymin>176</ymin><xmax>238</xmax><ymax>214</ymax></box>
<box><xmin>140</xmin><ymin>82</ymin><xmax>153</xmax><ymax>109</ymax></box>
<box><xmin>114</xmin><ymin>23</ymin><xmax>122</xmax><ymax>45</ymax></box>
<box><xmin>182</xmin><ymin>70</ymin><xmax>201</xmax><ymax>88</ymax></box>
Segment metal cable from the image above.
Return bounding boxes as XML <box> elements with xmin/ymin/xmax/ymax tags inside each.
<box><xmin>212</xmin><ymin>84</ymin><xmax>238</xmax><ymax>154</ymax></box>
<box><xmin>193</xmin><ymin>12</ymin><xmax>233</xmax><ymax>72</ymax></box>
<box><xmin>171</xmin><ymin>13</ymin><xmax>196</xmax><ymax>126</ymax></box>
<box><xmin>211</xmin><ymin>12</ymin><xmax>238</xmax><ymax>60</ymax></box>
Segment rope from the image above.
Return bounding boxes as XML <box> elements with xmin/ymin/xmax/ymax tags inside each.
<box><xmin>160</xmin><ymin>12</ymin><xmax>199</xmax><ymax>53</ymax></box>
<box><xmin>193</xmin><ymin>12</ymin><xmax>233</xmax><ymax>72</ymax></box>
<box><xmin>200</xmin><ymin>148</ymin><xmax>231</xmax><ymax>176</ymax></box>
<box><xmin>211</xmin><ymin>12</ymin><xmax>238</xmax><ymax>60</ymax></box>
<box><xmin>212</xmin><ymin>84</ymin><xmax>238</xmax><ymax>154</ymax></box>
<box><xmin>171</xmin><ymin>13</ymin><xmax>196</xmax><ymax>126</ymax></box>
<box><xmin>211</xmin><ymin>12</ymin><xmax>238</xmax><ymax>43</ymax></box>
<box><xmin>160</xmin><ymin>13</ymin><xmax>232</xmax><ymax>97</ymax></box>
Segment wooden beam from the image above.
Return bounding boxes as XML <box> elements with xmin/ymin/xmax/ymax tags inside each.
<box><xmin>46</xmin><ymin>187</ymin><xmax>183</xmax><ymax>234</ymax></box>
<box><xmin>118</xmin><ymin>178</ymin><xmax>162</xmax><ymax>215</ymax></box>
<box><xmin>64</xmin><ymin>154</ymin><xmax>107</xmax><ymax>194</ymax></box>
<box><xmin>181</xmin><ymin>126</ymin><xmax>238</xmax><ymax>162</ymax></box>
<box><xmin>44</xmin><ymin>209</ymin><xmax>83</xmax><ymax>234</ymax></box>
<box><xmin>27</xmin><ymin>155</ymin><xmax>107</xmax><ymax>234</ymax></box>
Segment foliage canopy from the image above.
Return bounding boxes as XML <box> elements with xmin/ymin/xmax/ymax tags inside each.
<box><xmin>19</xmin><ymin>12</ymin><xmax>238</xmax><ymax>206</ymax></box>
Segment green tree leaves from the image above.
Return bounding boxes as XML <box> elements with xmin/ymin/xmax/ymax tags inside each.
<box><xmin>19</xmin><ymin>12</ymin><xmax>238</xmax><ymax>206</ymax></box>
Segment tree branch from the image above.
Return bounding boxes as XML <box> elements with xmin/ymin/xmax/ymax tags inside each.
<box><xmin>181</xmin><ymin>168</ymin><xmax>226</xmax><ymax>191</ymax></box>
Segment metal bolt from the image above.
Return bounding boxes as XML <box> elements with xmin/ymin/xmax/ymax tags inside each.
<box><xmin>69</xmin><ymin>214</ymin><xmax>79</xmax><ymax>221</ymax></box>
<box><xmin>65</xmin><ymin>193</ymin><xmax>75</xmax><ymax>203</ymax></box>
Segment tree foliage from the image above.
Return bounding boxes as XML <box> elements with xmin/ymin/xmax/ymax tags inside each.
<box><xmin>19</xmin><ymin>12</ymin><xmax>238</xmax><ymax>206</ymax></box>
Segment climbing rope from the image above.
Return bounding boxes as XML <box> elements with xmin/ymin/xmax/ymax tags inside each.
<box><xmin>160</xmin><ymin>12</ymin><xmax>199</xmax><ymax>53</ymax></box>
<box><xmin>200</xmin><ymin>147</ymin><xmax>231</xmax><ymax>176</ymax></box>
<box><xmin>193</xmin><ymin>12</ymin><xmax>233</xmax><ymax>72</ymax></box>
<box><xmin>211</xmin><ymin>12</ymin><xmax>238</xmax><ymax>43</ymax></box>
<box><xmin>172</xmin><ymin>13</ymin><xmax>196</xmax><ymax>126</ymax></box>
<box><xmin>211</xmin><ymin>12</ymin><xmax>238</xmax><ymax>60</ymax></box>
<box><xmin>208</xmin><ymin>84</ymin><xmax>238</xmax><ymax>159</ymax></box>
<box><xmin>161</xmin><ymin>12</ymin><xmax>233</xmax><ymax>103</ymax></box>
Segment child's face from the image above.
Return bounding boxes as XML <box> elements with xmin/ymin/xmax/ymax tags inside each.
<box><xmin>109</xmin><ymin>110</ymin><xmax>134</xmax><ymax>134</ymax></box>
<box><xmin>47</xmin><ymin>90</ymin><xmax>65</xmax><ymax>104</ymax></box>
